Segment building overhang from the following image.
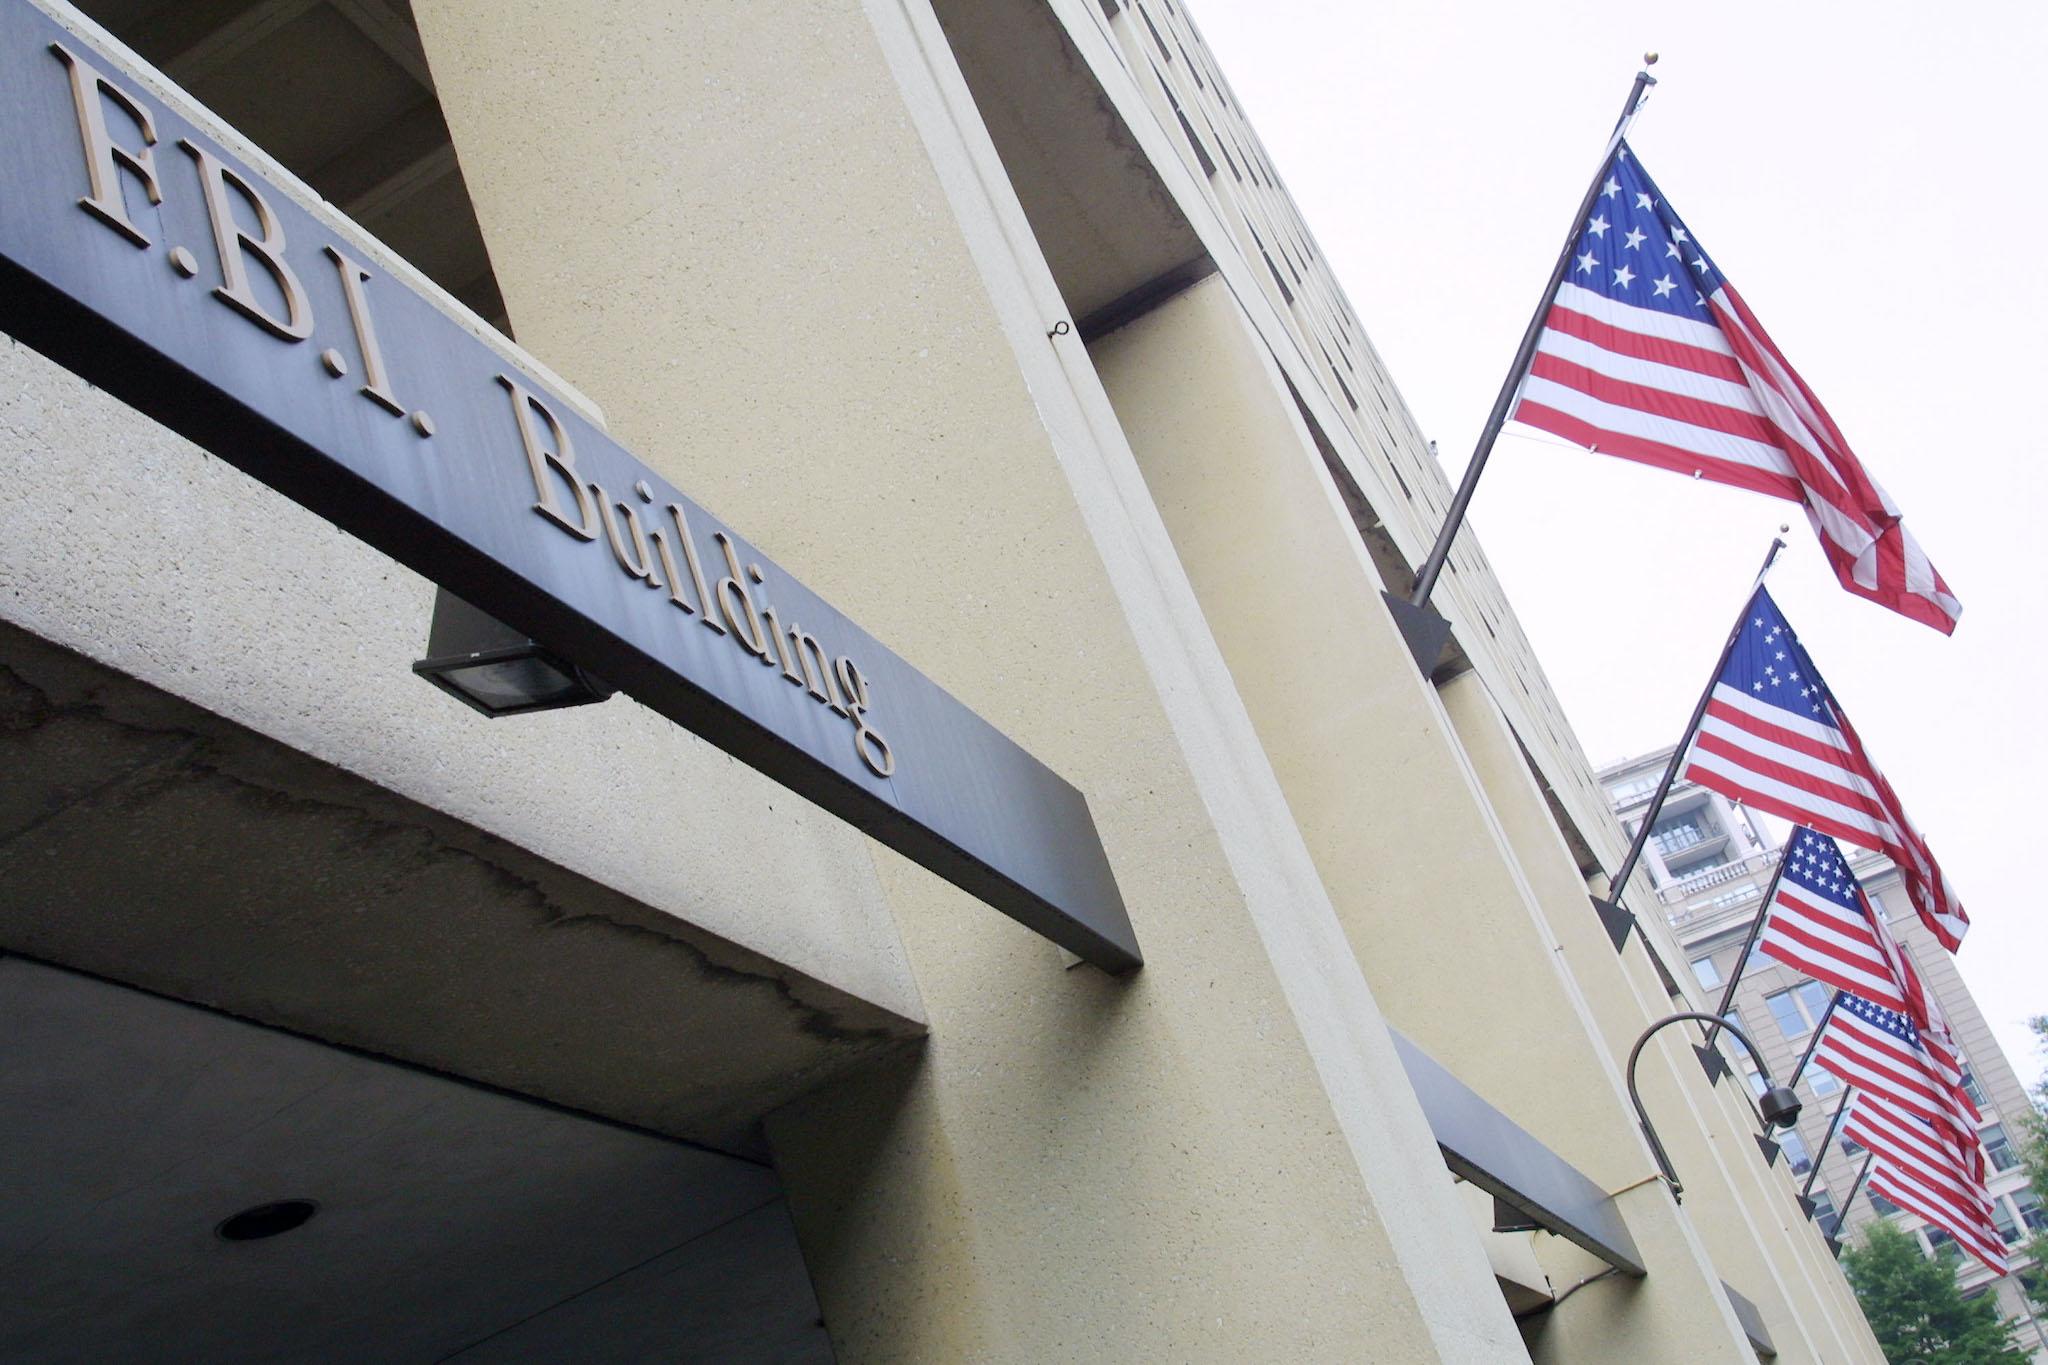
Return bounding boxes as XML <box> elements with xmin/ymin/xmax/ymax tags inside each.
<box><xmin>1391</xmin><ymin>1029</ymin><xmax>1646</xmax><ymax>1277</ymax></box>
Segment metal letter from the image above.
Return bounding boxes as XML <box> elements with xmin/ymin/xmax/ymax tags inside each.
<box><xmin>179</xmin><ymin>139</ymin><xmax>312</xmax><ymax>340</ymax></box>
<box><xmin>49</xmin><ymin>43</ymin><xmax>161</xmax><ymax>248</ymax></box>
<box><xmin>496</xmin><ymin>373</ymin><xmax>596</xmax><ymax>540</ymax></box>
<box><xmin>323</xmin><ymin>245</ymin><xmax>405</xmax><ymax>415</ymax></box>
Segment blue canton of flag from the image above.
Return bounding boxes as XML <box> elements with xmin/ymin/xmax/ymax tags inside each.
<box><xmin>1835</xmin><ymin>992</ymin><xmax>1919</xmax><ymax>1050</ymax></box>
<box><xmin>1717</xmin><ymin>588</ymin><xmax>1831</xmax><ymax>718</ymax></box>
<box><xmin>1565</xmin><ymin>147</ymin><xmax>1720</xmax><ymax>318</ymax></box>
<box><xmin>1757</xmin><ymin>826</ymin><xmax>1915</xmax><ymax>1019</ymax></box>
<box><xmin>1783</xmin><ymin>828</ymin><xmax>1855</xmax><ymax>901</ymax></box>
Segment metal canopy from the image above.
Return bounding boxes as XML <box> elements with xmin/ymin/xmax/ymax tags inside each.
<box><xmin>1722</xmin><ymin>1279</ymin><xmax>1778</xmax><ymax>1359</ymax></box>
<box><xmin>1390</xmin><ymin>1030</ymin><xmax>1646</xmax><ymax>1278</ymax></box>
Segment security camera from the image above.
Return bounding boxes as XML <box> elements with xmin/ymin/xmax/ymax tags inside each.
<box><xmin>1758</xmin><ymin>1085</ymin><xmax>1803</xmax><ymax>1131</ymax></box>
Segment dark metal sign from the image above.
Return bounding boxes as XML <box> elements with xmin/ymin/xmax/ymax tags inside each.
<box><xmin>0</xmin><ymin>2</ymin><xmax>1139</xmax><ymax>972</ymax></box>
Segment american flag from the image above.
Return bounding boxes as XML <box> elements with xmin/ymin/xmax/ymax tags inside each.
<box><xmin>1682</xmin><ymin>587</ymin><xmax>1967</xmax><ymax>950</ymax></box>
<box><xmin>1848</xmin><ymin>1093</ymin><xmax>2007</xmax><ymax>1274</ymax></box>
<box><xmin>1814</xmin><ymin>992</ymin><xmax>1979</xmax><ymax>1172</ymax></box>
<box><xmin>1511</xmin><ymin>142</ymin><xmax>1960</xmax><ymax>634</ymax></box>
<box><xmin>1758</xmin><ymin>829</ymin><xmax>1920</xmax><ymax>1016</ymax></box>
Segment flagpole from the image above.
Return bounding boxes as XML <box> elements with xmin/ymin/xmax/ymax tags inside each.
<box><xmin>1786</xmin><ymin>992</ymin><xmax>1842</xmax><ymax>1090</ymax></box>
<box><xmin>1800</xmin><ymin>1086</ymin><xmax>1856</xmax><ymax>1215</ymax></box>
<box><xmin>1385</xmin><ymin>59</ymin><xmax>1659</xmax><ymax>671</ymax></box>
<box><xmin>1827</xmin><ymin>1152</ymin><xmax>1876</xmax><ymax>1257</ymax></box>
<box><xmin>1590</xmin><ymin>535</ymin><xmax>1787</xmax><ymax>949</ymax></box>
<box><xmin>1691</xmin><ymin>843</ymin><xmax>1793</xmax><ymax>1082</ymax></box>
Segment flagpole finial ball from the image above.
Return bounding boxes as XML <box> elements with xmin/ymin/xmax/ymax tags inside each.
<box><xmin>1780</xmin><ymin>523</ymin><xmax>1792</xmax><ymax>534</ymax></box>
<box><xmin>1644</xmin><ymin>51</ymin><xmax>1659</xmax><ymax>65</ymax></box>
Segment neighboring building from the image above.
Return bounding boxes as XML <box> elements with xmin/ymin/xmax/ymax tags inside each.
<box><xmin>1602</xmin><ymin>749</ymin><xmax>2048</xmax><ymax>1356</ymax></box>
<box><xmin>0</xmin><ymin>0</ymin><xmax>1899</xmax><ymax>1358</ymax></box>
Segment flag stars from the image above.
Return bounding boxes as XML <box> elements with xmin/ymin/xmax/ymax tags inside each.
<box><xmin>1623</xmin><ymin>227</ymin><xmax>1647</xmax><ymax>250</ymax></box>
<box><xmin>1576</xmin><ymin>250</ymin><xmax>1599</xmax><ymax>275</ymax></box>
<box><xmin>1672</xmin><ymin>226</ymin><xmax>1689</xmax><ymax>243</ymax></box>
<box><xmin>1652</xmin><ymin>274</ymin><xmax>1677</xmax><ymax>298</ymax></box>
<box><xmin>1588</xmin><ymin>214</ymin><xmax>1610</xmax><ymax>237</ymax></box>
<box><xmin>1612</xmin><ymin>264</ymin><xmax>1636</xmax><ymax>287</ymax></box>
<box><xmin>1602</xmin><ymin>175</ymin><xmax>1620</xmax><ymax>199</ymax></box>
<box><xmin>1636</xmin><ymin>192</ymin><xmax>1656</xmax><ymax>210</ymax></box>
<box><xmin>1665</xmin><ymin>241</ymin><xmax>1683</xmax><ymax>260</ymax></box>
<box><xmin>1692</xmin><ymin>256</ymin><xmax>1711</xmax><ymax>273</ymax></box>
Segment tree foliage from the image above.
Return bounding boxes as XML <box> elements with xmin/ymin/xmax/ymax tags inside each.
<box><xmin>1843</xmin><ymin>1220</ymin><xmax>2029</xmax><ymax>1363</ymax></box>
<box><xmin>2019</xmin><ymin>1014</ymin><xmax>2048</xmax><ymax>1319</ymax></box>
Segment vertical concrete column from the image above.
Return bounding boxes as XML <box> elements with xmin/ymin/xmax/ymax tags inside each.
<box><xmin>1090</xmin><ymin>275</ymin><xmax>1757</xmax><ymax>1361</ymax></box>
<box><xmin>1437</xmin><ymin>669</ymin><xmax>1882</xmax><ymax>1363</ymax></box>
<box><xmin>410</xmin><ymin>2</ymin><xmax>1513</xmax><ymax>1360</ymax></box>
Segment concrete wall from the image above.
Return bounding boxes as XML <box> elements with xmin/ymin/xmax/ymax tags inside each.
<box><xmin>410</xmin><ymin>0</ymin><xmax>1520</xmax><ymax>1358</ymax></box>
<box><xmin>1088</xmin><ymin>273</ymin><xmax>1830</xmax><ymax>1361</ymax></box>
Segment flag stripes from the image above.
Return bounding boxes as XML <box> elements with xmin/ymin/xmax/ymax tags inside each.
<box><xmin>1679</xmin><ymin>589</ymin><xmax>1967</xmax><ymax>950</ymax></box>
<box><xmin>1509</xmin><ymin>143</ymin><xmax>1959</xmax><ymax>632</ymax></box>
<box><xmin>1850</xmin><ymin>1094</ymin><xmax>2007</xmax><ymax>1273</ymax></box>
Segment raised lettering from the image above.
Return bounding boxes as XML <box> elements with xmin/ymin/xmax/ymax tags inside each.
<box><xmin>713</xmin><ymin>533</ymin><xmax>774</xmax><ymax>663</ymax></box>
<box><xmin>786</xmin><ymin>623</ymin><xmax>847</xmax><ymax>715</ymax></box>
<box><xmin>50</xmin><ymin>43</ymin><xmax>161</xmax><ymax>248</ymax></box>
<box><xmin>496</xmin><ymin>373</ymin><xmax>596</xmax><ymax>539</ymax></box>
<box><xmin>180</xmin><ymin>140</ymin><xmax>312</xmax><ymax>340</ymax></box>
<box><xmin>837</xmin><ymin>657</ymin><xmax>894</xmax><ymax>777</ymax></box>
<box><xmin>761</xmin><ymin>603</ymin><xmax>804</xmax><ymax>685</ymax></box>
<box><xmin>665</xmin><ymin>503</ymin><xmax>722</xmax><ymax>631</ymax></box>
<box><xmin>595</xmin><ymin>483</ymin><xmax>660</xmax><ymax>586</ymax></box>
<box><xmin>323</xmin><ymin>246</ymin><xmax>405</xmax><ymax>415</ymax></box>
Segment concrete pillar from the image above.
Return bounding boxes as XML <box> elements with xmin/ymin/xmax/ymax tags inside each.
<box><xmin>411</xmin><ymin>1</ymin><xmax>1514</xmax><ymax>1359</ymax></box>
<box><xmin>1437</xmin><ymin>669</ymin><xmax>1882</xmax><ymax>1362</ymax></box>
<box><xmin>1090</xmin><ymin>274</ymin><xmax>1759</xmax><ymax>1361</ymax></box>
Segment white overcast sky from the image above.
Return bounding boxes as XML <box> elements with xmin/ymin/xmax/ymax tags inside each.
<box><xmin>1193</xmin><ymin>0</ymin><xmax>2047</xmax><ymax>1079</ymax></box>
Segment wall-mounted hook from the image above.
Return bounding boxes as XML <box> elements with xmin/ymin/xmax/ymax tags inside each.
<box><xmin>1047</xmin><ymin>320</ymin><xmax>1071</xmax><ymax>338</ymax></box>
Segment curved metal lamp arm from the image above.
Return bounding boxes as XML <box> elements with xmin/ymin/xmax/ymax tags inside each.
<box><xmin>1626</xmin><ymin>1011</ymin><xmax>1802</xmax><ymax>1201</ymax></box>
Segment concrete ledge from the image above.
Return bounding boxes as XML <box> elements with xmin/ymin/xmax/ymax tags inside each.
<box><xmin>0</xmin><ymin>622</ymin><xmax>923</xmax><ymax>1155</ymax></box>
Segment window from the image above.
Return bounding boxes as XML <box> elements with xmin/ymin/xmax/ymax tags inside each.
<box><xmin>1841</xmin><ymin>1133</ymin><xmax>1864</xmax><ymax>1157</ymax></box>
<box><xmin>1609</xmin><ymin>775</ymin><xmax>1658</xmax><ymax>805</ymax></box>
<box><xmin>1811</xmin><ymin>1189</ymin><xmax>1839</xmax><ymax>1237</ymax></box>
<box><xmin>1781</xmin><ymin>1128</ymin><xmax>1812</xmax><ymax>1176</ymax></box>
<box><xmin>1766</xmin><ymin>981</ymin><xmax>1833</xmax><ymax>1040</ymax></box>
<box><xmin>1996</xmin><ymin>1199</ymin><xmax>2023</xmax><ymax>1245</ymax></box>
<box><xmin>1869</xmin><ymin>1190</ymin><xmax>1900</xmax><ymax>1217</ymax></box>
<box><xmin>1810</xmin><ymin>1069</ymin><xmax>1840</xmax><ymax>1097</ymax></box>
<box><xmin>1690</xmin><ymin>956</ymin><xmax>1722</xmax><ymax>990</ymax></box>
<box><xmin>1983</xmin><ymin>1123</ymin><xmax>2018</xmax><ymax>1173</ymax></box>
<box><xmin>1924</xmin><ymin>1227</ymin><xmax>1963</xmax><ymax>1265</ymax></box>
<box><xmin>2013</xmin><ymin>1188</ymin><xmax>2046</xmax><ymax>1233</ymax></box>
<box><xmin>1652</xmin><ymin>810</ymin><xmax>1719</xmax><ymax>859</ymax></box>
<box><xmin>1961</xmin><ymin>1066</ymin><xmax>1985</xmax><ymax>1107</ymax></box>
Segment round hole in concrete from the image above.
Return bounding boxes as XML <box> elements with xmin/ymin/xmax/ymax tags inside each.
<box><xmin>216</xmin><ymin>1199</ymin><xmax>319</xmax><ymax>1242</ymax></box>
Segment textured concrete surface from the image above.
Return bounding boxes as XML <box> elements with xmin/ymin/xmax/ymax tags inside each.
<box><xmin>412</xmin><ymin>0</ymin><xmax>1502</xmax><ymax>1357</ymax></box>
<box><xmin>0</xmin><ymin>618</ymin><xmax>921</xmax><ymax>1153</ymax></box>
<box><xmin>1091</xmin><ymin>275</ymin><xmax>1769</xmax><ymax>1362</ymax></box>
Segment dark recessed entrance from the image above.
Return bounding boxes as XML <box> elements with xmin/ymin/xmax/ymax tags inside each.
<box><xmin>0</xmin><ymin>958</ymin><xmax>834</xmax><ymax>1362</ymax></box>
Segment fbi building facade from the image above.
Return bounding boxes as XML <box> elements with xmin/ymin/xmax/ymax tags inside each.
<box><xmin>0</xmin><ymin>0</ymin><xmax>1899</xmax><ymax>1359</ymax></box>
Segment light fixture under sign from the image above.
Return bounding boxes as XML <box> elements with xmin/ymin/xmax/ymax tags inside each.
<box><xmin>412</xmin><ymin>588</ymin><xmax>613</xmax><ymax>717</ymax></box>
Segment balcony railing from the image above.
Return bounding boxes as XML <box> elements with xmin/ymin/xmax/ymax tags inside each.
<box><xmin>1657</xmin><ymin>849</ymin><xmax>1778</xmax><ymax>905</ymax></box>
